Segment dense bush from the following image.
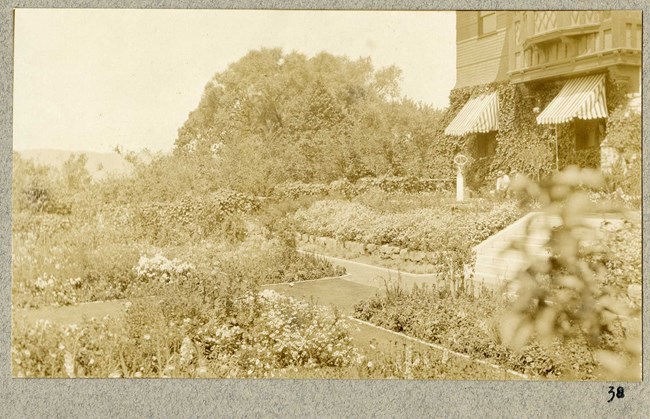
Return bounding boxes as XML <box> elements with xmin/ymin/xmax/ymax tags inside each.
<box><xmin>272</xmin><ymin>181</ymin><xmax>329</xmax><ymax>199</ymax></box>
<box><xmin>271</xmin><ymin>177</ymin><xmax>450</xmax><ymax>200</ymax></box>
<box><xmin>586</xmin><ymin>220</ymin><xmax>641</xmax><ymax>291</ymax></box>
<box><xmin>127</xmin><ymin>190</ymin><xmax>260</xmax><ymax>245</ymax></box>
<box><xmin>357</xmin><ymin>176</ymin><xmax>452</xmax><ymax>193</ymax></box>
<box><xmin>13</xmin><ymin>152</ymin><xmax>95</xmax><ymax>216</ymax></box>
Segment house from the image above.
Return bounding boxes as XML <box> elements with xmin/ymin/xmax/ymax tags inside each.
<box><xmin>444</xmin><ymin>11</ymin><xmax>642</xmax><ymax>184</ymax></box>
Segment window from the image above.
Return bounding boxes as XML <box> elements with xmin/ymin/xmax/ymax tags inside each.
<box><xmin>626</xmin><ymin>24</ymin><xmax>633</xmax><ymax>47</ymax></box>
<box><xmin>476</xmin><ymin>132</ymin><xmax>497</xmax><ymax>157</ymax></box>
<box><xmin>578</xmin><ymin>33</ymin><xmax>597</xmax><ymax>54</ymax></box>
<box><xmin>479</xmin><ymin>11</ymin><xmax>497</xmax><ymax>36</ymax></box>
<box><xmin>604</xmin><ymin>29</ymin><xmax>612</xmax><ymax>49</ymax></box>
<box><xmin>574</xmin><ymin>119</ymin><xmax>606</xmax><ymax>150</ymax></box>
<box><xmin>548</xmin><ymin>43</ymin><xmax>557</xmax><ymax>62</ymax></box>
<box><xmin>577</xmin><ymin>35</ymin><xmax>587</xmax><ymax>55</ymax></box>
<box><xmin>558</xmin><ymin>42</ymin><xmax>566</xmax><ymax>59</ymax></box>
<box><xmin>514</xmin><ymin>21</ymin><xmax>522</xmax><ymax>44</ymax></box>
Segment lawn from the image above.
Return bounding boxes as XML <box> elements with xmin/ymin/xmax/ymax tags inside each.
<box><xmin>265</xmin><ymin>278</ymin><xmax>377</xmax><ymax>315</ymax></box>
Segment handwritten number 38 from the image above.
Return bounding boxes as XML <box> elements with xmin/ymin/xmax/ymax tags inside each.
<box><xmin>607</xmin><ymin>386</ymin><xmax>624</xmax><ymax>403</ymax></box>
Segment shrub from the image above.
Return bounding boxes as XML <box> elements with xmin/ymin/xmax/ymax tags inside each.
<box><xmin>128</xmin><ymin>189</ymin><xmax>261</xmax><ymax>245</ymax></box>
<box><xmin>272</xmin><ymin>181</ymin><xmax>329</xmax><ymax>199</ymax></box>
<box><xmin>356</xmin><ymin>175</ymin><xmax>450</xmax><ymax>193</ymax></box>
<box><xmin>587</xmin><ymin>221</ymin><xmax>641</xmax><ymax>291</ymax></box>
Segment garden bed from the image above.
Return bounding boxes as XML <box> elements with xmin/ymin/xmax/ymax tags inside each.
<box><xmin>293</xmin><ymin>198</ymin><xmax>523</xmax><ymax>256</ymax></box>
<box><xmin>12</xmin><ymin>286</ymin><xmax>515</xmax><ymax>380</ymax></box>
<box><xmin>353</xmin><ymin>283</ymin><xmax>639</xmax><ymax>380</ymax></box>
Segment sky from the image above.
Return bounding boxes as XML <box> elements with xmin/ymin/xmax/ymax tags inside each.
<box><xmin>13</xmin><ymin>9</ymin><xmax>456</xmax><ymax>153</ymax></box>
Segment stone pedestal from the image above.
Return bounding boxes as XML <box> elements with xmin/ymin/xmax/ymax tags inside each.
<box><xmin>456</xmin><ymin>170</ymin><xmax>464</xmax><ymax>202</ymax></box>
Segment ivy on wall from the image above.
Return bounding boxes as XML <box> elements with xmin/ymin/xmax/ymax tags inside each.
<box><xmin>434</xmin><ymin>70</ymin><xmax>632</xmax><ymax>190</ymax></box>
<box><xmin>602</xmin><ymin>107</ymin><xmax>642</xmax><ymax>195</ymax></box>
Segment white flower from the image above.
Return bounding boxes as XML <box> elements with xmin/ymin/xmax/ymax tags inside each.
<box><xmin>34</xmin><ymin>277</ymin><xmax>48</xmax><ymax>290</ymax></box>
<box><xmin>143</xmin><ymin>334</ymin><xmax>151</xmax><ymax>341</ymax></box>
<box><xmin>180</xmin><ymin>336</ymin><xmax>195</xmax><ymax>366</ymax></box>
<box><xmin>64</xmin><ymin>351</ymin><xmax>75</xmax><ymax>378</ymax></box>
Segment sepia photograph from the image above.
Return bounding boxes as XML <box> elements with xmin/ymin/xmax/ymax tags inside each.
<box><xmin>10</xmin><ymin>8</ymin><xmax>642</xmax><ymax>383</ymax></box>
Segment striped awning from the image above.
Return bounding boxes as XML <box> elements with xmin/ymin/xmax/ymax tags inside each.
<box><xmin>444</xmin><ymin>92</ymin><xmax>499</xmax><ymax>136</ymax></box>
<box><xmin>536</xmin><ymin>74</ymin><xmax>608</xmax><ymax>125</ymax></box>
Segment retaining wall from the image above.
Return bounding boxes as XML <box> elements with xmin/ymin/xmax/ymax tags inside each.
<box><xmin>295</xmin><ymin>233</ymin><xmax>437</xmax><ymax>266</ymax></box>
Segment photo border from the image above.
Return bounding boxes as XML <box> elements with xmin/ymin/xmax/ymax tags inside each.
<box><xmin>1</xmin><ymin>1</ymin><xmax>648</xmax><ymax>417</ymax></box>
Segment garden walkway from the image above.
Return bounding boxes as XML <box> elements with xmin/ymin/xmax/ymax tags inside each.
<box><xmin>14</xmin><ymin>253</ymin><xmax>525</xmax><ymax>379</ymax></box>
<box><xmin>297</xmin><ymin>250</ymin><xmax>440</xmax><ymax>291</ymax></box>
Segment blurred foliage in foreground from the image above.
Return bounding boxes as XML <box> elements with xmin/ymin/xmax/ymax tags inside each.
<box><xmin>500</xmin><ymin>166</ymin><xmax>641</xmax><ymax>381</ymax></box>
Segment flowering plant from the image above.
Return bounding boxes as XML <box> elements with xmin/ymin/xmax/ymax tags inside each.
<box><xmin>134</xmin><ymin>254</ymin><xmax>194</xmax><ymax>283</ymax></box>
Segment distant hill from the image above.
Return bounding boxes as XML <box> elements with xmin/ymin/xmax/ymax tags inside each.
<box><xmin>15</xmin><ymin>149</ymin><xmax>148</xmax><ymax>181</ymax></box>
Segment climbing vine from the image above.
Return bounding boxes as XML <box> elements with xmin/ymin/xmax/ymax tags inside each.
<box><xmin>602</xmin><ymin>107</ymin><xmax>642</xmax><ymax>195</ymax></box>
<box><xmin>438</xmin><ymin>70</ymin><xmax>632</xmax><ymax>190</ymax></box>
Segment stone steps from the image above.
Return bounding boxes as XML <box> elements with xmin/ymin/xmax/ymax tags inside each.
<box><xmin>471</xmin><ymin>211</ymin><xmax>632</xmax><ymax>294</ymax></box>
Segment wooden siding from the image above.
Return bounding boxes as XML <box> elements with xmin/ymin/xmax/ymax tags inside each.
<box><xmin>455</xmin><ymin>28</ymin><xmax>510</xmax><ymax>88</ymax></box>
<box><xmin>457</xmin><ymin>11</ymin><xmax>478</xmax><ymax>41</ymax></box>
<box><xmin>457</xmin><ymin>11</ymin><xmax>510</xmax><ymax>41</ymax></box>
<box><xmin>496</xmin><ymin>11</ymin><xmax>509</xmax><ymax>27</ymax></box>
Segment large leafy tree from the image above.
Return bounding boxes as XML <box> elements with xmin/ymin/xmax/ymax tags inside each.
<box><xmin>175</xmin><ymin>48</ymin><xmax>444</xmax><ymax>193</ymax></box>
